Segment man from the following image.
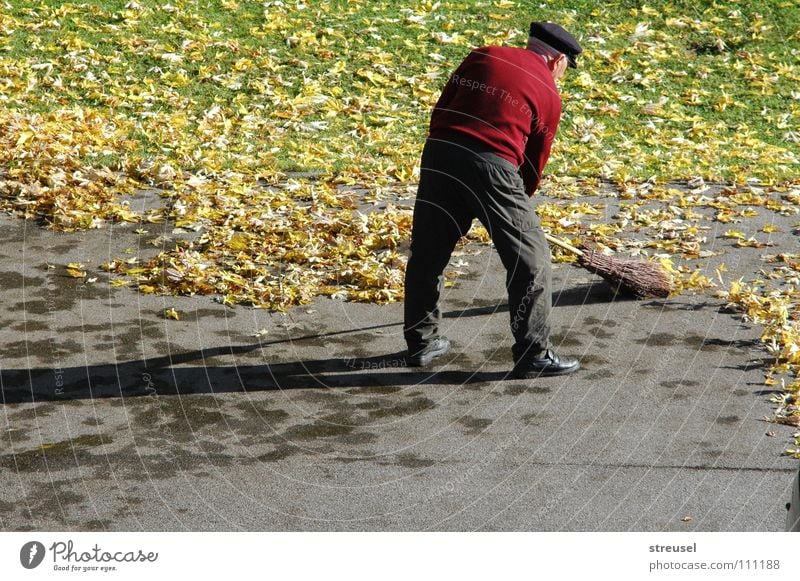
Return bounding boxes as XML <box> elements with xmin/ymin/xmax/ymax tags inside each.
<box><xmin>403</xmin><ymin>21</ymin><xmax>582</xmax><ymax>378</ymax></box>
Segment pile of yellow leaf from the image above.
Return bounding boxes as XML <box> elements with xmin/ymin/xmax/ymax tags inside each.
<box><xmin>0</xmin><ymin>2</ymin><xmax>797</xmax><ymax>314</ymax></box>
<box><xmin>0</xmin><ymin>111</ymin><xmax>146</xmax><ymax>230</ymax></box>
<box><xmin>717</xmin><ymin>254</ymin><xmax>800</xmax><ymax>455</ymax></box>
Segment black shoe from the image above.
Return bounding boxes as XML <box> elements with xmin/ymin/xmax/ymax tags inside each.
<box><xmin>406</xmin><ymin>337</ymin><xmax>451</xmax><ymax>367</ymax></box>
<box><xmin>512</xmin><ymin>349</ymin><xmax>580</xmax><ymax>378</ymax></box>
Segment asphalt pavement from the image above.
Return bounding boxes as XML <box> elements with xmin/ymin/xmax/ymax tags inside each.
<box><xmin>0</xmin><ymin>184</ymin><xmax>797</xmax><ymax>531</ymax></box>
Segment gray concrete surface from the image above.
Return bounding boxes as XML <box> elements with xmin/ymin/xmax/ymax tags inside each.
<box><xmin>0</xmin><ymin>184</ymin><xmax>797</xmax><ymax>531</ymax></box>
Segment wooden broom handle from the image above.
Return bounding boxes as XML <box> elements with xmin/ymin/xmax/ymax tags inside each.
<box><xmin>543</xmin><ymin>233</ymin><xmax>584</xmax><ymax>257</ymax></box>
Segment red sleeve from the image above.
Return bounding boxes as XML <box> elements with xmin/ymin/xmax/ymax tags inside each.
<box><xmin>520</xmin><ymin>105</ymin><xmax>560</xmax><ymax>196</ymax></box>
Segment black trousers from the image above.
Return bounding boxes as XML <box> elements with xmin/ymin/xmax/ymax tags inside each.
<box><xmin>403</xmin><ymin>137</ymin><xmax>552</xmax><ymax>363</ymax></box>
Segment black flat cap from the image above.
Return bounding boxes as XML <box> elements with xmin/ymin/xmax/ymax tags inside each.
<box><xmin>529</xmin><ymin>21</ymin><xmax>582</xmax><ymax>68</ymax></box>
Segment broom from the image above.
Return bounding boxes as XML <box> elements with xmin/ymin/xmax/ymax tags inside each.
<box><xmin>544</xmin><ymin>233</ymin><xmax>673</xmax><ymax>298</ymax></box>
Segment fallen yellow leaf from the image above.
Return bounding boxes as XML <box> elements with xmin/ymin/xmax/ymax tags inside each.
<box><xmin>66</xmin><ymin>263</ymin><xmax>87</xmax><ymax>278</ymax></box>
<box><xmin>163</xmin><ymin>308</ymin><xmax>180</xmax><ymax>320</ymax></box>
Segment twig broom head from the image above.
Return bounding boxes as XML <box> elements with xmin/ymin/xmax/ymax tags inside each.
<box><xmin>577</xmin><ymin>245</ymin><xmax>674</xmax><ymax>298</ymax></box>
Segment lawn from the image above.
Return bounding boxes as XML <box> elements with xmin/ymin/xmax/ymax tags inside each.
<box><xmin>2</xmin><ymin>0</ymin><xmax>798</xmax><ymax>183</ymax></box>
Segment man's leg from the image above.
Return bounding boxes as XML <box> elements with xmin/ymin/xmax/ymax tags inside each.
<box><xmin>467</xmin><ymin>157</ymin><xmax>552</xmax><ymax>363</ymax></box>
<box><xmin>404</xmin><ymin>142</ymin><xmax>473</xmax><ymax>354</ymax></box>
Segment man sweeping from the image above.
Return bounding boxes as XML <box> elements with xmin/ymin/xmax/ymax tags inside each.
<box><xmin>403</xmin><ymin>21</ymin><xmax>583</xmax><ymax>378</ymax></box>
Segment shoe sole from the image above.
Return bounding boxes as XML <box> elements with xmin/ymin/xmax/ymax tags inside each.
<box><xmin>511</xmin><ymin>362</ymin><xmax>580</xmax><ymax>379</ymax></box>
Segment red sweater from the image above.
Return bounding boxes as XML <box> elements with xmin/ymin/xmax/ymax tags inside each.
<box><xmin>428</xmin><ymin>46</ymin><xmax>562</xmax><ymax>195</ymax></box>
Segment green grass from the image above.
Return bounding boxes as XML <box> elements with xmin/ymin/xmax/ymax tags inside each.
<box><xmin>1</xmin><ymin>0</ymin><xmax>798</xmax><ymax>183</ymax></box>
